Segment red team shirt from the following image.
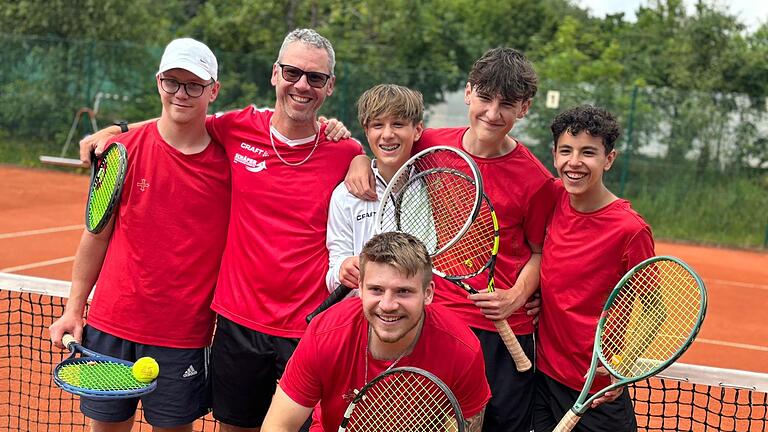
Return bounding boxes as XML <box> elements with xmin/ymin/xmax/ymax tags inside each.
<box><xmin>537</xmin><ymin>181</ymin><xmax>655</xmax><ymax>391</ymax></box>
<box><xmin>280</xmin><ymin>298</ymin><xmax>491</xmax><ymax>431</ymax></box>
<box><xmin>415</xmin><ymin>128</ymin><xmax>555</xmax><ymax>334</ymax></box>
<box><xmin>88</xmin><ymin>122</ymin><xmax>231</xmax><ymax>348</ymax></box>
<box><xmin>206</xmin><ymin>107</ymin><xmax>363</xmax><ymax>338</ymax></box>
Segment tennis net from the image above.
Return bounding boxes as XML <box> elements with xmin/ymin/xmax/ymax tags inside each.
<box><xmin>2</xmin><ymin>273</ymin><xmax>767</xmax><ymax>431</ymax></box>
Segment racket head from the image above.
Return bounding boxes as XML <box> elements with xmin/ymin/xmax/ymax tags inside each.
<box><xmin>432</xmin><ymin>193</ymin><xmax>499</xmax><ymax>285</ymax></box>
<box><xmin>596</xmin><ymin>256</ymin><xmax>707</xmax><ymax>382</ymax></box>
<box><xmin>53</xmin><ymin>338</ymin><xmax>156</xmax><ymax>399</ymax></box>
<box><xmin>53</xmin><ymin>356</ymin><xmax>157</xmax><ymax>399</ymax></box>
<box><xmin>86</xmin><ymin>142</ymin><xmax>128</xmax><ymax>234</ymax></box>
<box><xmin>339</xmin><ymin>367</ymin><xmax>465</xmax><ymax>432</ymax></box>
<box><xmin>376</xmin><ymin>146</ymin><xmax>482</xmax><ymax>257</ymax></box>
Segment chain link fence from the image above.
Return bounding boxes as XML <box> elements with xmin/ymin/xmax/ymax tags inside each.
<box><xmin>1</xmin><ymin>34</ymin><xmax>766</xmax><ymax>248</ymax></box>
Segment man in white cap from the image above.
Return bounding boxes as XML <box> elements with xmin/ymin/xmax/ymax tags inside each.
<box><xmin>78</xmin><ymin>29</ymin><xmax>364</xmax><ymax>432</ymax></box>
<box><xmin>50</xmin><ymin>38</ymin><xmax>230</xmax><ymax>432</ymax></box>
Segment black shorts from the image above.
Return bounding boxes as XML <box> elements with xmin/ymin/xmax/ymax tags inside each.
<box><xmin>210</xmin><ymin>315</ymin><xmax>301</xmax><ymax>428</ymax></box>
<box><xmin>532</xmin><ymin>371</ymin><xmax>637</xmax><ymax>432</ymax></box>
<box><xmin>472</xmin><ymin>328</ymin><xmax>536</xmax><ymax>432</ymax></box>
<box><xmin>79</xmin><ymin>325</ymin><xmax>210</xmax><ymax>427</ymax></box>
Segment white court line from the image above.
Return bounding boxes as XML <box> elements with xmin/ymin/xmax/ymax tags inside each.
<box><xmin>704</xmin><ymin>278</ymin><xmax>768</xmax><ymax>291</ymax></box>
<box><xmin>1</xmin><ymin>256</ymin><xmax>75</xmax><ymax>273</ymax></box>
<box><xmin>0</xmin><ymin>225</ymin><xmax>83</xmax><ymax>240</ymax></box>
<box><xmin>697</xmin><ymin>338</ymin><xmax>768</xmax><ymax>353</ymax></box>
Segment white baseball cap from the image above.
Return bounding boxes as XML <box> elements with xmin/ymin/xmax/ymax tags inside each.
<box><xmin>157</xmin><ymin>38</ymin><xmax>218</xmax><ymax>81</ymax></box>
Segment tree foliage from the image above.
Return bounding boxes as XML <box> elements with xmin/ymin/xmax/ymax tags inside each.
<box><xmin>1</xmin><ymin>0</ymin><xmax>767</xmax><ymax>167</ymax></box>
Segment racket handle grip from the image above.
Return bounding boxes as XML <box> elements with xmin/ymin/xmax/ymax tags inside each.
<box><xmin>306</xmin><ymin>285</ymin><xmax>353</xmax><ymax>323</ymax></box>
<box><xmin>61</xmin><ymin>334</ymin><xmax>77</xmax><ymax>350</ymax></box>
<box><xmin>554</xmin><ymin>408</ymin><xmax>581</xmax><ymax>432</ymax></box>
<box><xmin>493</xmin><ymin>320</ymin><xmax>532</xmax><ymax>372</ymax></box>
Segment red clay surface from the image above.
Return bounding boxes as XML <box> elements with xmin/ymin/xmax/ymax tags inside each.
<box><xmin>1</xmin><ymin>164</ymin><xmax>766</xmax><ymax>372</ymax></box>
<box><xmin>0</xmin><ymin>164</ymin><xmax>766</xmax><ymax>430</ymax></box>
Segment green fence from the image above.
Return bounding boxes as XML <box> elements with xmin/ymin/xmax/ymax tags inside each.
<box><xmin>1</xmin><ymin>34</ymin><xmax>766</xmax><ymax>248</ymax></box>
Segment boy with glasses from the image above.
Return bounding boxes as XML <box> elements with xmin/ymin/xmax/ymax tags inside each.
<box><xmin>79</xmin><ymin>29</ymin><xmax>364</xmax><ymax>431</ymax></box>
<box><xmin>50</xmin><ymin>38</ymin><xmax>230</xmax><ymax>432</ymax></box>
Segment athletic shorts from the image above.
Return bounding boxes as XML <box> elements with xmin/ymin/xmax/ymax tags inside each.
<box><xmin>79</xmin><ymin>325</ymin><xmax>210</xmax><ymax>427</ymax></box>
<box><xmin>472</xmin><ymin>328</ymin><xmax>536</xmax><ymax>432</ymax></box>
<box><xmin>210</xmin><ymin>315</ymin><xmax>302</xmax><ymax>428</ymax></box>
<box><xmin>532</xmin><ymin>371</ymin><xmax>637</xmax><ymax>432</ymax></box>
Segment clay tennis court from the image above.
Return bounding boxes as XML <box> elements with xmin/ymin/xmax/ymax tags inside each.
<box><xmin>2</xmin><ymin>164</ymin><xmax>766</xmax><ymax>374</ymax></box>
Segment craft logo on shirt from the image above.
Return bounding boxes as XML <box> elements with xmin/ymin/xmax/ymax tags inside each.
<box><xmin>239</xmin><ymin>142</ymin><xmax>269</xmax><ymax>157</ymax></box>
<box><xmin>234</xmin><ymin>152</ymin><xmax>267</xmax><ymax>173</ymax></box>
<box><xmin>355</xmin><ymin>211</ymin><xmax>376</xmax><ymax>221</ymax></box>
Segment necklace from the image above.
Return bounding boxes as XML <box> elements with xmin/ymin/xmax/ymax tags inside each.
<box><xmin>269</xmin><ymin>125</ymin><xmax>321</xmax><ymax>167</ymax></box>
<box><xmin>363</xmin><ymin>320</ymin><xmax>423</xmax><ymax>385</ymax></box>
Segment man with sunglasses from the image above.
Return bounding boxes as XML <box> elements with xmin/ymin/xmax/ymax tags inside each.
<box><xmin>204</xmin><ymin>28</ymin><xmax>363</xmax><ymax>432</ymax></box>
<box><xmin>50</xmin><ymin>38</ymin><xmax>230</xmax><ymax>431</ymax></box>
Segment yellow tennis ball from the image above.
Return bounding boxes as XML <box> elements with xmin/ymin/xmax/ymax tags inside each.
<box><xmin>132</xmin><ymin>357</ymin><xmax>159</xmax><ymax>383</ymax></box>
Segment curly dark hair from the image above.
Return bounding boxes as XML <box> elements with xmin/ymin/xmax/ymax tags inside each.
<box><xmin>468</xmin><ymin>47</ymin><xmax>538</xmax><ymax>102</ymax></box>
<box><xmin>550</xmin><ymin>105</ymin><xmax>621</xmax><ymax>152</ymax></box>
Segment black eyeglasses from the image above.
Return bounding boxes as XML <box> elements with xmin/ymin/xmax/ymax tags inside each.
<box><xmin>278</xmin><ymin>63</ymin><xmax>331</xmax><ymax>88</ymax></box>
<box><xmin>159</xmin><ymin>78</ymin><xmax>214</xmax><ymax>98</ymax></box>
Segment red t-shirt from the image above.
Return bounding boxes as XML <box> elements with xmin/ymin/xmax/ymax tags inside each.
<box><xmin>537</xmin><ymin>181</ymin><xmax>655</xmax><ymax>391</ymax></box>
<box><xmin>206</xmin><ymin>107</ymin><xmax>363</xmax><ymax>338</ymax></box>
<box><xmin>88</xmin><ymin>122</ymin><xmax>231</xmax><ymax>348</ymax></box>
<box><xmin>415</xmin><ymin>128</ymin><xmax>555</xmax><ymax>334</ymax></box>
<box><xmin>280</xmin><ymin>298</ymin><xmax>491</xmax><ymax>431</ymax></box>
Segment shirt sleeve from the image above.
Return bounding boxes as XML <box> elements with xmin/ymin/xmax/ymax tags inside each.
<box><xmin>451</xmin><ymin>344</ymin><xmax>492</xmax><ymax>418</ymax></box>
<box><xmin>523</xmin><ymin>178</ymin><xmax>557</xmax><ymax>248</ymax></box>
<box><xmin>279</xmin><ymin>326</ymin><xmax>323</xmax><ymax>408</ymax></box>
<box><xmin>622</xmin><ymin>225</ymin><xmax>656</xmax><ymax>271</ymax></box>
<box><xmin>325</xmin><ymin>186</ymin><xmax>355</xmax><ymax>293</ymax></box>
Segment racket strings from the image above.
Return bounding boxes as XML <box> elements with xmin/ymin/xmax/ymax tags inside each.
<box><xmin>601</xmin><ymin>260</ymin><xmax>704</xmax><ymax>378</ymax></box>
<box><xmin>87</xmin><ymin>149</ymin><xmax>123</xmax><ymax>227</ymax></box>
<box><xmin>433</xmin><ymin>196</ymin><xmax>496</xmax><ymax>278</ymax></box>
<box><xmin>57</xmin><ymin>359</ymin><xmax>149</xmax><ymax>391</ymax></box>
<box><xmin>347</xmin><ymin>372</ymin><xmax>461</xmax><ymax>432</ymax></box>
<box><xmin>381</xmin><ymin>163</ymin><xmax>479</xmax><ymax>256</ymax></box>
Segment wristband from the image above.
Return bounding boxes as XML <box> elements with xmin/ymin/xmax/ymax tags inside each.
<box><xmin>114</xmin><ymin>121</ymin><xmax>128</xmax><ymax>133</ymax></box>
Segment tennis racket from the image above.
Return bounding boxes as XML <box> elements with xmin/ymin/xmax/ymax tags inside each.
<box><xmin>554</xmin><ymin>256</ymin><xmax>707</xmax><ymax>432</ymax></box>
<box><xmin>376</xmin><ymin>146</ymin><xmax>483</xmax><ymax>256</ymax></box>
<box><xmin>306</xmin><ymin>146</ymin><xmax>482</xmax><ymax>323</ymax></box>
<box><xmin>53</xmin><ymin>334</ymin><xmax>157</xmax><ymax>399</ymax></box>
<box><xmin>338</xmin><ymin>367</ymin><xmax>465</xmax><ymax>432</ymax></box>
<box><xmin>86</xmin><ymin>142</ymin><xmax>128</xmax><ymax>234</ymax></box>
<box><xmin>432</xmin><ymin>194</ymin><xmax>531</xmax><ymax>372</ymax></box>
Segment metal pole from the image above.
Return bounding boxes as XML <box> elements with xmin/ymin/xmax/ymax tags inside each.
<box><xmin>619</xmin><ymin>85</ymin><xmax>639</xmax><ymax>197</ymax></box>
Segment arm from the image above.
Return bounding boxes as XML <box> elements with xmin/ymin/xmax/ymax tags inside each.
<box><xmin>326</xmin><ymin>189</ymin><xmax>360</xmax><ymax>290</ymax></box>
<box><xmin>344</xmin><ymin>155</ymin><xmax>377</xmax><ymax>201</ymax></box>
<box><xmin>465</xmin><ymin>407</ymin><xmax>486</xmax><ymax>432</ymax></box>
<box><xmin>261</xmin><ymin>386</ymin><xmax>314</xmax><ymax>432</ymax></box>
<box><xmin>79</xmin><ymin>119</ymin><xmax>156</xmax><ymax>163</ymax></box>
<box><xmin>592</xmin><ymin>228</ymin><xmax>657</xmax><ymax>407</ymax></box>
<box><xmin>48</xmin><ymin>219</ymin><xmax>114</xmax><ymax>348</ymax></box>
<box><xmin>468</xmin><ymin>245</ymin><xmax>542</xmax><ymax>321</ymax></box>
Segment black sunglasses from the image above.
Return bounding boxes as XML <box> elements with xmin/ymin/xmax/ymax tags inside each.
<box><xmin>159</xmin><ymin>78</ymin><xmax>214</xmax><ymax>98</ymax></box>
<box><xmin>278</xmin><ymin>63</ymin><xmax>331</xmax><ymax>88</ymax></box>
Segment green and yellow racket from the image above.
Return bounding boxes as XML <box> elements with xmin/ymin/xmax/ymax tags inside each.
<box><xmin>53</xmin><ymin>334</ymin><xmax>157</xmax><ymax>399</ymax></box>
<box><xmin>554</xmin><ymin>256</ymin><xmax>707</xmax><ymax>431</ymax></box>
<box><xmin>86</xmin><ymin>142</ymin><xmax>128</xmax><ymax>233</ymax></box>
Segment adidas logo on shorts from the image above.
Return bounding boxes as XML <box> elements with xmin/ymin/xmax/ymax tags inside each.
<box><xmin>182</xmin><ymin>365</ymin><xmax>198</xmax><ymax>378</ymax></box>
